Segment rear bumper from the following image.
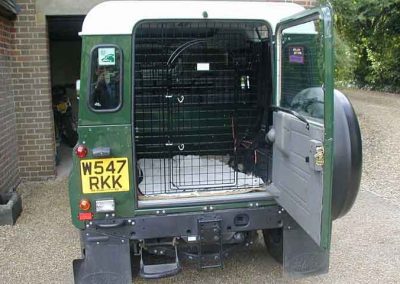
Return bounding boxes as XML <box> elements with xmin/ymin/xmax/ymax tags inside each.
<box><xmin>83</xmin><ymin>205</ymin><xmax>283</xmax><ymax>240</ymax></box>
<box><xmin>74</xmin><ymin>207</ymin><xmax>282</xmax><ymax>283</ymax></box>
<box><xmin>74</xmin><ymin>206</ymin><xmax>331</xmax><ymax>282</ymax></box>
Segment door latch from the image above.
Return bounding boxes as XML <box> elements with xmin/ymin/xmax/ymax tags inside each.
<box><xmin>314</xmin><ymin>146</ymin><xmax>324</xmax><ymax>167</ymax></box>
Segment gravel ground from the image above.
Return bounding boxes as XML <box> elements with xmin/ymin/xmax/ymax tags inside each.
<box><xmin>0</xmin><ymin>89</ymin><xmax>399</xmax><ymax>284</ymax></box>
<box><xmin>345</xmin><ymin>89</ymin><xmax>400</xmax><ymax>204</ymax></box>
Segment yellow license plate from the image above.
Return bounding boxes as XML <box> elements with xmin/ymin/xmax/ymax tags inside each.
<box><xmin>80</xmin><ymin>158</ymin><xmax>130</xmax><ymax>194</ymax></box>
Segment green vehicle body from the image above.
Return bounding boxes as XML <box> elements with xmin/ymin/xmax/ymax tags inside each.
<box><xmin>70</xmin><ymin>3</ymin><xmax>361</xmax><ymax>283</ymax></box>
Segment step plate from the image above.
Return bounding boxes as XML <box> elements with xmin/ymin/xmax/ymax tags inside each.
<box><xmin>140</xmin><ymin>262</ymin><xmax>181</xmax><ymax>279</ymax></box>
<box><xmin>198</xmin><ymin>218</ymin><xmax>223</xmax><ymax>269</ymax></box>
<box><xmin>140</xmin><ymin>243</ymin><xmax>181</xmax><ymax>279</ymax></box>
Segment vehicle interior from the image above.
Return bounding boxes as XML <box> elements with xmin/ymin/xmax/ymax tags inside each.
<box><xmin>133</xmin><ymin>20</ymin><xmax>322</xmax><ymax>207</ymax></box>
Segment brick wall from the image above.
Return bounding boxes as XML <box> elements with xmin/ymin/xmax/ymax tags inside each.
<box><xmin>12</xmin><ymin>0</ymin><xmax>55</xmax><ymax>181</ymax></box>
<box><xmin>0</xmin><ymin>16</ymin><xmax>19</xmax><ymax>193</ymax></box>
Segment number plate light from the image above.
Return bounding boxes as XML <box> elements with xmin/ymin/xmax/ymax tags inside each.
<box><xmin>95</xmin><ymin>199</ymin><xmax>115</xmax><ymax>213</ymax></box>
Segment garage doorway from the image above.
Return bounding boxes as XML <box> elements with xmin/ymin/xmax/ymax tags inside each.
<box><xmin>47</xmin><ymin>16</ymin><xmax>84</xmax><ymax>178</ymax></box>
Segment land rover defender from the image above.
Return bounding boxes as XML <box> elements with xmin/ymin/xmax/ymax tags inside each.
<box><xmin>69</xmin><ymin>2</ymin><xmax>362</xmax><ymax>283</ymax></box>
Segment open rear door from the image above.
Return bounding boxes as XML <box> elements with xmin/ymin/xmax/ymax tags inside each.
<box><xmin>270</xmin><ymin>6</ymin><xmax>334</xmax><ymax>275</ymax></box>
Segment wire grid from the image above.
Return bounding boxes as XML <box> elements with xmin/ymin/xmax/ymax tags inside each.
<box><xmin>134</xmin><ymin>20</ymin><xmax>271</xmax><ymax>195</ymax></box>
<box><xmin>280</xmin><ymin>19</ymin><xmax>323</xmax><ymax>108</ymax></box>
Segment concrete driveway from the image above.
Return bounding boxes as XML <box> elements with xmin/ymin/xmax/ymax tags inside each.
<box><xmin>0</xmin><ymin>89</ymin><xmax>399</xmax><ymax>283</ymax></box>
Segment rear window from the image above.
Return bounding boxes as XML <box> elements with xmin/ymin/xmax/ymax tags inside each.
<box><xmin>89</xmin><ymin>46</ymin><xmax>122</xmax><ymax>111</ymax></box>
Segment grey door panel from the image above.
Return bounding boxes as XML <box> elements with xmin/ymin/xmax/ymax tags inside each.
<box><xmin>269</xmin><ymin>111</ymin><xmax>324</xmax><ymax>245</ymax></box>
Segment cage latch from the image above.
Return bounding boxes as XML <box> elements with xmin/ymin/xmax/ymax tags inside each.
<box><xmin>177</xmin><ymin>95</ymin><xmax>184</xmax><ymax>103</ymax></box>
<box><xmin>165</xmin><ymin>141</ymin><xmax>185</xmax><ymax>152</ymax></box>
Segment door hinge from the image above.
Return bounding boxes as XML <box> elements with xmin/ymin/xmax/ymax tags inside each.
<box><xmin>314</xmin><ymin>146</ymin><xmax>325</xmax><ymax>167</ymax></box>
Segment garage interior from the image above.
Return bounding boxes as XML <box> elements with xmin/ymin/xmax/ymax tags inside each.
<box><xmin>47</xmin><ymin>16</ymin><xmax>84</xmax><ymax>177</ymax></box>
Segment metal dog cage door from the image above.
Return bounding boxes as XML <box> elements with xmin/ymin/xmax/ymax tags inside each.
<box><xmin>134</xmin><ymin>21</ymin><xmax>270</xmax><ymax>195</ymax></box>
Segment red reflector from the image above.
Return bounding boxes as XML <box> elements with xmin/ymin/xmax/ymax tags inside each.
<box><xmin>75</xmin><ymin>144</ymin><xmax>88</xmax><ymax>158</ymax></box>
<box><xmin>78</xmin><ymin>212</ymin><xmax>93</xmax><ymax>221</ymax></box>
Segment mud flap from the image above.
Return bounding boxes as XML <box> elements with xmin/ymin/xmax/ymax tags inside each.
<box><xmin>73</xmin><ymin>234</ymin><xmax>132</xmax><ymax>284</ymax></box>
<box><xmin>283</xmin><ymin>216</ymin><xmax>329</xmax><ymax>277</ymax></box>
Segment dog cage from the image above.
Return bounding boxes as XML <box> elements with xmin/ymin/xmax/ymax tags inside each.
<box><xmin>134</xmin><ymin>20</ymin><xmax>273</xmax><ymax>197</ymax></box>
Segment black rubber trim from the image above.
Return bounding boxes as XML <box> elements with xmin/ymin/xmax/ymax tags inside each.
<box><xmin>270</xmin><ymin>106</ymin><xmax>310</xmax><ymax>129</ymax></box>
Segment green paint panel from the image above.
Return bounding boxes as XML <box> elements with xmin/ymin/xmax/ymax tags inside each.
<box><xmin>78</xmin><ymin>35</ymin><xmax>132</xmax><ymax>126</ymax></box>
<box><xmin>320</xmin><ymin>6</ymin><xmax>335</xmax><ymax>250</ymax></box>
<box><xmin>69</xmin><ymin>125</ymin><xmax>136</xmax><ymax>229</ymax></box>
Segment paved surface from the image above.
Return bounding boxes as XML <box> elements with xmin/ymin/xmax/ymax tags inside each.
<box><xmin>345</xmin><ymin>89</ymin><xmax>400</xmax><ymax>204</ymax></box>
<box><xmin>1</xmin><ymin>89</ymin><xmax>400</xmax><ymax>283</ymax></box>
<box><xmin>56</xmin><ymin>143</ymin><xmax>73</xmax><ymax>179</ymax></box>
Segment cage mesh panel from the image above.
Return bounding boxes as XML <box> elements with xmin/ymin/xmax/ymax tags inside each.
<box><xmin>134</xmin><ymin>21</ymin><xmax>271</xmax><ymax>195</ymax></box>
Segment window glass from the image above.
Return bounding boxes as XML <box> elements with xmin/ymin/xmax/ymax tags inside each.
<box><xmin>89</xmin><ymin>46</ymin><xmax>122</xmax><ymax>110</ymax></box>
<box><xmin>280</xmin><ymin>19</ymin><xmax>324</xmax><ymax>120</ymax></box>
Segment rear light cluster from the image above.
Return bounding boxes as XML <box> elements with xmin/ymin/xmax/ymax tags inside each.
<box><xmin>75</xmin><ymin>144</ymin><xmax>88</xmax><ymax>158</ymax></box>
<box><xmin>78</xmin><ymin>198</ymin><xmax>115</xmax><ymax>221</ymax></box>
<box><xmin>78</xmin><ymin>199</ymin><xmax>93</xmax><ymax>221</ymax></box>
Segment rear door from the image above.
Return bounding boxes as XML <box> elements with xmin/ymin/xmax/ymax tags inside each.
<box><xmin>271</xmin><ymin>7</ymin><xmax>334</xmax><ymax>248</ymax></box>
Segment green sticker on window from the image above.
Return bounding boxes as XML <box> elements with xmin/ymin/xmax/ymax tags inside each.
<box><xmin>98</xmin><ymin>48</ymin><xmax>116</xmax><ymax>66</ymax></box>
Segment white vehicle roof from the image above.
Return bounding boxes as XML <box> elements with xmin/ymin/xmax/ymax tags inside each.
<box><xmin>81</xmin><ymin>1</ymin><xmax>313</xmax><ymax>36</ymax></box>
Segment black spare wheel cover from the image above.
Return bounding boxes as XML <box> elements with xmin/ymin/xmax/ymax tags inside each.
<box><xmin>290</xmin><ymin>88</ymin><xmax>362</xmax><ymax>220</ymax></box>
